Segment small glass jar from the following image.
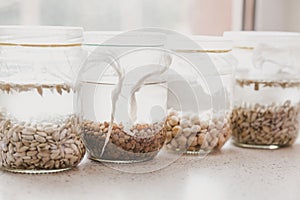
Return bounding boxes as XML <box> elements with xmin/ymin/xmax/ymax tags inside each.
<box><xmin>224</xmin><ymin>31</ymin><xmax>300</xmax><ymax>149</ymax></box>
<box><xmin>77</xmin><ymin>31</ymin><xmax>168</xmax><ymax>163</ymax></box>
<box><xmin>164</xmin><ymin>36</ymin><xmax>235</xmax><ymax>154</ymax></box>
<box><xmin>0</xmin><ymin>26</ymin><xmax>86</xmax><ymax>173</ymax></box>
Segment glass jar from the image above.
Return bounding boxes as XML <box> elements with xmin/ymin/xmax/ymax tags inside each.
<box><xmin>0</xmin><ymin>26</ymin><xmax>86</xmax><ymax>173</ymax></box>
<box><xmin>224</xmin><ymin>31</ymin><xmax>300</xmax><ymax>149</ymax></box>
<box><xmin>164</xmin><ymin>35</ymin><xmax>235</xmax><ymax>154</ymax></box>
<box><xmin>77</xmin><ymin>31</ymin><xmax>168</xmax><ymax>163</ymax></box>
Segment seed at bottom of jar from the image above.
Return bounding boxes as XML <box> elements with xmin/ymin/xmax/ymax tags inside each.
<box><xmin>231</xmin><ymin>101</ymin><xmax>300</xmax><ymax>147</ymax></box>
<box><xmin>165</xmin><ymin>110</ymin><xmax>232</xmax><ymax>153</ymax></box>
<box><xmin>82</xmin><ymin>121</ymin><xmax>166</xmax><ymax>161</ymax></box>
<box><xmin>0</xmin><ymin>116</ymin><xmax>86</xmax><ymax>172</ymax></box>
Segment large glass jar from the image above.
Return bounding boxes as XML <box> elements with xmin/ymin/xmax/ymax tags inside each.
<box><xmin>164</xmin><ymin>36</ymin><xmax>235</xmax><ymax>154</ymax></box>
<box><xmin>77</xmin><ymin>31</ymin><xmax>168</xmax><ymax>163</ymax></box>
<box><xmin>0</xmin><ymin>26</ymin><xmax>86</xmax><ymax>173</ymax></box>
<box><xmin>224</xmin><ymin>31</ymin><xmax>300</xmax><ymax>149</ymax></box>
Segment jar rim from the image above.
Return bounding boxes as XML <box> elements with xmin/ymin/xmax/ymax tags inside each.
<box><xmin>223</xmin><ymin>31</ymin><xmax>300</xmax><ymax>48</ymax></box>
<box><xmin>83</xmin><ymin>31</ymin><xmax>165</xmax><ymax>47</ymax></box>
<box><xmin>0</xmin><ymin>25</ymin><xmax>83</xmax><ymax>45</ymax></box>
<box><xmin>224</xmin><ymin>31</ymin><xmax>300</xmax><ymax>39</ymax></box>
<box><xmin>166</xmin><ymin>34</ymin><xmax>232</xmax><ymax>52</ymax></box>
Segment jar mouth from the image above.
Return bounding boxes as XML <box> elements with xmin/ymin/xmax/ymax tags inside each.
<box><xmin>83</xmin><ymin>31</ymin><xmax>165</xmax><ymax>47</ymax></box>
<box><xmin>0</xmin><ymin>25</ymin><xmax>83</xmax><ymax>45</ymax></box>
<box><xmin>224</xmin><ymin>31</ymin><xmax>300</xmax><ymax>48</ymax></box>
<box><xmin>83</xmin><ymin>31</ymin><xmax>120</xmax><ymax>45</ymax></box>
<box><xmin>166</xmin><ymin>34</ymin><xmax>232</xmax><ymax>52</ymax></box>
<box><xmin>224</xmin><ymin>31</ymin><xmax>300</xmax><ymax>39</ymax></box>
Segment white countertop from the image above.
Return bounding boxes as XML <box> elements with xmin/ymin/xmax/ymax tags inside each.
<box><xmin>1</xmin><ymin>140</ymin><xmax>300</xmax><ymax>200</ymax></box>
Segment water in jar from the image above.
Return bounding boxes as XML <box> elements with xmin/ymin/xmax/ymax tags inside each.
<box><xmin>165</xmin><ymin>72</ymin><xmax>233</xmax><ymax>154</ymax></box>
<box><xmin>79</xmin><ymin>80</ymin><xmax>167</xmax><ymax>163</ymax></box>
<box><xmin>231</xmin><ymin>79</ymin><xmax>300</xmax><ymax>149</ymax></box>
<box><xmin>0</xmin><ymin>83</ymin><xmax>86</xmax><ymax>172</ymax></box>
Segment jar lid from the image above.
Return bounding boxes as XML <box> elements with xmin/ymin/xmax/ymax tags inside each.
<box><xmin>0</xmin><ymin>26</ymin><xmax>83</xmax><ymax>45</ymax></box>
<box><xmin>223</xmin><ymin>31</ymin><xmax>300</xmax><ymax>48</ymax></box>
<box><xmin>83</xmin><ymin>31</ymin><xmax>165</xmax><ymax>47</ymax></box>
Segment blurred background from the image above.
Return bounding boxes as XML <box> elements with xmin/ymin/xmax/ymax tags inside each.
<box><xmin>0</xmin><ymin>0</ymin><xmax>299</xmax><ymax>35</ymax></box>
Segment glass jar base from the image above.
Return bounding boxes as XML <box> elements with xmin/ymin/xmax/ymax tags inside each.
<box><xmin>232</xmin><ymin>141</ymin><xmax>287</xmax><ymax>150</ymax></box>
<box><xmin>89</xmin><ymin>155</ymin><xmax>155</xmax><ymax>164</ymax></box>
<box><xmin>1</xmin><ymin>167</ymin><xmax>73</xmax><ymax>174</ymax></box>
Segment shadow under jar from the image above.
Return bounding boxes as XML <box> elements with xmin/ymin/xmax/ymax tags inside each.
<box><xmin>224</xmin><ymin>31</ymin><xmax>300</xmax><ymax>149</ymax></box>
<box><xmin>78</xmin><ymin>31</ymin><xmax>168</xmax><ymax>163</ymax></box>
<box><xmin>0</xmin><ymin>26</ymin><xmax>86</xmax><ymax>173</ymax></box>
<box><xmin>164</xmin><ymin>36</ymin><xmax>235</xmax><ymax>154</ymax></box>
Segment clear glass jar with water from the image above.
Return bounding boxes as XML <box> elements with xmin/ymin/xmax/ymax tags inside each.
<box><xmin>78</xmin><ymin>31</ymin><xmax>168</xmax><ymax>163</ymax></box>
<box><xmin>164</xmin><ymin>36</ymin><xmax>235</xmax><ymax>154</ymax></box>
<box><xmin>0</xmin><ymin>26</ymin><xmax>86</xmax><ymax>173</ymax></box>
<box><xmin>224</xmin><ymin>31</ymin><xmax>300</xmax><ymax>149</ymax></box>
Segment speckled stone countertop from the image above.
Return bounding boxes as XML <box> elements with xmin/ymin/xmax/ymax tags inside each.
<box><xmin>1</xmin><ymin>140</ymin><xmax>300</xmax><ymax>200</ymax></box>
